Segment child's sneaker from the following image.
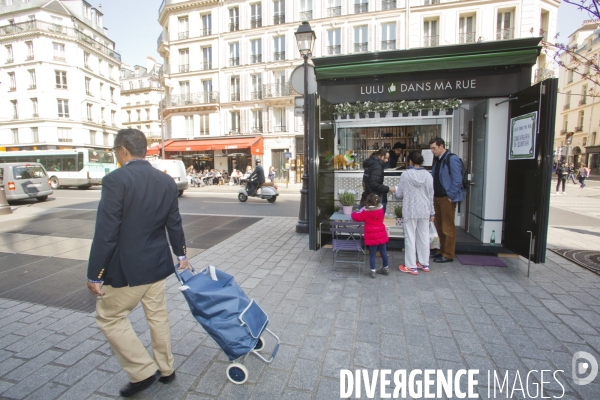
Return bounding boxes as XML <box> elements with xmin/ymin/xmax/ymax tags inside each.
<box><xmin>377</xmin><ymin>267</ymin><xmax>389</xmax><ymax>275</ymax></box>
<box><xmin>416</xmin><ymin>262</ymin><xmax>430</xmax><ymax>272</ymax></box>
<box><xmin>370</xmin><ymin>270</ymin><xmax>376</xmax><ymax>279</ymax></box>
<box><xmin>399</xmin><ymin>265</ymin><xmax>418</xmax><ymax>275</ymax></box>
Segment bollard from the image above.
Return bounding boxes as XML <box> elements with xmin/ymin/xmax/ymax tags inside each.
<box><xmin>0</xmin><ymin>184</ymin><xmax>12</xmax><ymax>215</ymax></box>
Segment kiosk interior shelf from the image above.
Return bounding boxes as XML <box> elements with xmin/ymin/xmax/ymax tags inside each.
<box><xmin>338</xmin><ymin>124</ymin><xmax>441</xmax><ymax>169</ymax></box>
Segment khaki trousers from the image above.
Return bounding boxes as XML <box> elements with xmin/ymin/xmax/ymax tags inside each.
<box><xmin>433</xmin><ymin>196</ymin><xmax>457</xmax><ymax>259</ymax></box>
<box><xmin>96</xmin><ymin>279</ymin><xmax>174</xmax><ymax>382</ymax></box>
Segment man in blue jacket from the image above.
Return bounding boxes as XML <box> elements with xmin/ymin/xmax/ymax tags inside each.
<box><xmin>429</xmin><ymin>138</ymin><xmax>464</xmax><ymax>263</ymax></box>
<box><xmin>87</xmin><ymin>129</ymin><xmax>190</xmax><ymax>397</ymax></box>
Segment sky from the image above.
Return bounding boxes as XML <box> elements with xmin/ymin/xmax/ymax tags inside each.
<box><xmin>96</xmin><ymin>0</ymin><xmax>591</xmax><ymax>68</ymax></box>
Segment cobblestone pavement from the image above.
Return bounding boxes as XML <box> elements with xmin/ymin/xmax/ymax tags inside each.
<box><xmin>0</xmin><ymin>215</ymin><xmax>599</xmax><ymax>399</ymax></box>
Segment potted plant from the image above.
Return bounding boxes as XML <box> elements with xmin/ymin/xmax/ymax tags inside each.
<box><xmin>391</xmin><ymin>101</ymin><xmax>407</xmax><ymax>117</ymax></box>
<box><xmin>339</xmin><ymin>191</ymin><xmax>356</xmax><ymax>215</ymax></box>
<box><xmin>444</xmin><ymin>98</ymin><xmax>462</xmax><ymax>115</ymax></box>
<box><xmin>374</xmin><ymin>102</ymin><xmax>390</xmax><ymax>118</ymax></box>
<box><xmin>357</xmin><ymin>101</ymin><xmax>371</xmax><ymax>118</ymax></box>
<box><xmin>394</xmin><ymin>204</ymin><xmax>403</xmax><ymax>226</ymax></box>
<box><xmin>431</xmin><ymin>100</ymin><xmax>443</xmax><ymax>116</ymax></box>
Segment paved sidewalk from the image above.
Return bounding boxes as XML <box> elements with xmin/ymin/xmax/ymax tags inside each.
<box><xmin>1</xmin><ymin>215</ymin><xmax>599</xmax><ymax>399</ymax></box>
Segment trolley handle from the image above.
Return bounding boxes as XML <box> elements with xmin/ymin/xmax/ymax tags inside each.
<box><xmin>173</xmin><ymin>264</ymin><xmax>197</xmax><ymax>285</ymax></box>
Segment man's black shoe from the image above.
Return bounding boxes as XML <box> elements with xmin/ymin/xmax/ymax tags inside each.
<box><xmin>119</xmin><ymin>370</ymin><xmax>160</xmax><ymax>397</ymax></box>
<box><xmin>433</xmin><ymin>256</ymin><xmax>453</xmax><ymax>263</ymax></box>
<box><xmin>432</xmin><ymin>253</ymin><xmax>443</xmax><ymax>260</ymax></box>
<box><xmin>159</xmin><ymin>371</ymin><xmax>176</xmax><ymax>384</ymax></box>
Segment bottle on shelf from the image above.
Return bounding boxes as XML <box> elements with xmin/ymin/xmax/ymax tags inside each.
<box><xmin>490</xmin><ymin>230</ymin><xmax>496</xmax><ymax>246</ymax></box>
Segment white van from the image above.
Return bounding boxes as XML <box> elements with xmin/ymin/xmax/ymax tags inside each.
<box><xmin>149</xmin><ymin>159</ymin><xmax>189</xmax><ymax>196</ymax></box>
<box><xmin>0</xmin><ymin>162</ymin><xmax>53</xmax><ymax>202</ymax></box>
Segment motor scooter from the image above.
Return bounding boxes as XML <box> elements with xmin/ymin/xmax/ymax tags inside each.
<box><xmin>238</xmin><ymin>178</ymin><xmax>279</xmax><ymax>203</ymax></box>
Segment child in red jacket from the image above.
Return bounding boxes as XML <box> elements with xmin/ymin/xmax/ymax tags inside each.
<box><xmin>351</xmin><ymin>193</ymin><xmax>389</xmax><ymax>278</ymax></box>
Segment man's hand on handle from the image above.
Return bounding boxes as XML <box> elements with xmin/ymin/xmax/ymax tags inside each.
<box><xmin>178</xmin><ymin>259</ymin><xmax>191</xmax><ymax>271</ymax></box>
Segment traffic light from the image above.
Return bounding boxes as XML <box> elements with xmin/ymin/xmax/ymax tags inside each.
<box><xmin>566</xmin><ymin>132</ymin><xmax>574</xmax><ymax>145</ymax></box>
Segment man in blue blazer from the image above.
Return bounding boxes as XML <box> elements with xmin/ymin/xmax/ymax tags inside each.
<box><xmin>87</xmin><ymin>129</ymin><xmax>189</xmax><ymax>397</ymax></box>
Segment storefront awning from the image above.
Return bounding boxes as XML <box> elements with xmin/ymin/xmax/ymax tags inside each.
<box><xmin>313</xmin><ymin>37</ymin><xmax>543</xmax><ymax>80</ymax></box>
<box><xmin>146</xmin><ymin>140</ymin><xmax>174</xmax><ymax>156</ymax></box>
<box><xmin>162</xmin><ymin>136</ymin><xmax>264</xmax><ymax>155</ymax></box>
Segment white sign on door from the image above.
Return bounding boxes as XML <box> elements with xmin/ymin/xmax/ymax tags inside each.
<box><xmin>509</xmin><ymin>111</ymin><xmax>537</xmax><ymax>160</ymax></box>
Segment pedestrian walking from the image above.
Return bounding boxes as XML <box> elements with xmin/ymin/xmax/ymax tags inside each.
<box><xmin>429</xmin><ymin>138</ymin><xmax>465</xmax><ymax>263</ymax></box>
<box><xmin>268</xmin><ymin>166</ymin><xmax>276</xmax><ymax>182</ymax></box>
<box><xmin>87</xmin><ymin>129</ymin><xmax>190</xmax><ymax>397</ymax></box>
<box><xmin>351</xmin><ymin>193</ymin><xmax>390</xmax><ymax>278</ymax></box>
<box><xmin>578</xmin><ymin>163</ymin><xmax>590</xmax><ymax>188</ymax></box>
<box><xmin>362</xmin><ymin>148</ymin><xmax>396</xmax><ymax>214</ymax></box>
<box><xmin>567</xmin><ymin>163</ymin><xmax>577</xmax><ymax>185</ymax></box>
<box><xmin>394</xmin><ymin>151</ymin><xmax>435</xmax><ymax>275</ymax></box>
<box><xmin>555</xmin><ymin>162</ymin><xmax>568</xmax><ymax>194</ymax></box>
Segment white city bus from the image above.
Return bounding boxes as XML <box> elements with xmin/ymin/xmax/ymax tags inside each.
<box><xmin>0</xmin><ymin>148</ymin><xmax>117</xmax><ymax>189</ymax></box>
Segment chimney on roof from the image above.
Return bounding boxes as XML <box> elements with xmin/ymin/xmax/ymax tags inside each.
<box><xmin>98</xmin><ymin>4</ymin><xmax>102</xmax><ymax>12</ymax></box>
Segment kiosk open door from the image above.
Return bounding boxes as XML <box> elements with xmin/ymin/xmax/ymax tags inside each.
<box><xmin>503</xmin><ymin>78</ymin><xmax>557</xmax><ymax>264</ymax></box>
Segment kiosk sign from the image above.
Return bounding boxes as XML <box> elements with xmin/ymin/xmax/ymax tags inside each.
<box><xmin>509</xmin><ymin>112</ymin><xmax>537</xmax><ymax>160</ymax></box>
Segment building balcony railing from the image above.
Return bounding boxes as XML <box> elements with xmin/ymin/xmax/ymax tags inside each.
<box><xmin>354</xmin><ymin>42</ymin><xmax>368</xmax><ymax>52</ymax></box>
<box><xmin>273</xmin><ymin>125</ymin><xmax>287</xmax><ymax>132</ymax></box>
<box><xmin>299</xmin><ymin>10</ymin><xmax>313</xmax><ymax>21</ymax></box>
<box><xmin>534</xmin><ymin>67</ymin><xmax>554</xmax><ymax>83</ymax></box>
<box><xmin>327</xmin><ymin>6</ymin><xmax>341</xmax><ymax>17</ymax></box>
<box><xmin>273</xmin><ymin>51</ymin><xmax>285</xmax><ymax>61</ymax></box>
<box><xmin>459</xmin><ymin>32</ymin><xmax>476</xmax><ymax>44</ymax></box>
<box><xmin>250</xmin><ymin>17</ymin><xmax>262</xmax><ymax>28</ymax></box>
<box><xmin>178</xmin><ymin>31</ymin><xmax>189</xmax><ymax>40</ymax></box>
<box><xmin>496</xmin><ymin>28</ymin><xmax>514</xmax><ymax>40</ymax></box>
<box><xmin>382</xmin><ymin>0</ymin><xmax>396</xmax><ymax>10</ymax></box>
<box><xmin>250</xmin><ymin>54</ymin><xmax>262</xmax><ymax>63</ymax></box>
<box><xmin>273</xmin><ymin>13</ymin><xmax>285</xmax><ymax>25</ymax></box>
<box><xmin>164</xmin><ymin>91</ymin><xmax>219</xmax><ymax>107</ymax></box>
<box><xmin>263</xmin><ymin>82</ymin><xmax>295</xmax><ymax>98</ymax></box>
<box><xmin>201</xmin><ymin>62</ymin><xmax>212</xmax><ymax>70</ymax></box>
<box><xmin>327</xmin><ymin>45</ymin><xmax>341</xmax><ymax>55</ymax></box>
<box><xmin>423</xmin><ymin>35</ymin><xmax>439</xmax><ymax>47</ymax></box>
<box><xmin>564</xmin><ymin>104</ymin><xmax>570</xmax><ymax>110</ymax></box>
<box><xmin>381</xmin><ymin>40</ymin><xmax>396</xmax><ymax>50</ymax></box>
<box><xmin>252</xmin><ymin>127</ymin><xmax>263</xmax><ymax>133</ymax></box>
<box><xmin>231</xmin><ymin>92</ymin><xmax>240</xmax><ymax>101</ymax></box>
<box><xmin>229</xmin><ymin>57</ymin><xmax>239</xmax><ymax>67</ymax></box>
<box><xmin>575</xmin><ymin>126</ymin><xmax>583</xmax><ymax>132</ymax></box>
<box><xmin>424</xmin><ymin>0</ymin><xmax>440</xmax><ymax>4</ymax></box>
<box><xmin>229</xmin><ymin>22</ymin><xmax>239</xmax><ymax>32</ymax></box>
<box><xmin>251</xmin><ymin>90</ymin><xmax>263</xmax><ymax>100</ymax></box>
<box><xmin>179</xmin><ymin>64</ymin><xmax>189</xmax><ymax>73</ymax></box>
<box><xmin>157</xmin><ymin>32</ymin><xmax>163</xmax><ymax>50</ymax></box>
<box><xmin>202</xmin><ymin>28</ymin><xmax>212</xmax><ymax>36</ymax></box>
<box><xmin>354</xmin><ymin>3</ymin><xmax>368</xmax><ymax>13</ymax></box>
<box><xmin>579</xmin><ymin>99</ymin><xmax>587</xmax><ymax>106</ymax></box>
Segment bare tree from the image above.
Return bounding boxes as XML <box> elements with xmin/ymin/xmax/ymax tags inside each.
<box><xmin>541</xmin><ymin>0</ymin><xmax>600</xmax><ymax>92</ymax></box>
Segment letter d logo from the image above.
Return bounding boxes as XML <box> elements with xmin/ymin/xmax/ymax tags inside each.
<box><xmin>572</xmin><ymin>351</ymin><xmax>598</xmax><ymax>385</ymax></box>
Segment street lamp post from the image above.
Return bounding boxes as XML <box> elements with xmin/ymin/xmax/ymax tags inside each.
<box><xmin>294</xmin><ymin>21</ymin><xmax>316</xmax><ymax>234</ymax></box>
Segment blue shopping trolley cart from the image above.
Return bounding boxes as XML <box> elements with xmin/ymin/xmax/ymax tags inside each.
<box><xmin>174</xmin><ymin>265</ymin><xmax>280</xmax><ymax>384</ymax></box>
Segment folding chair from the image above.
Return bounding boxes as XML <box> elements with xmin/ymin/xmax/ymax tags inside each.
<box><xmin>330</xmin><ymin>221</ymin><xmax>366</xmax><ymax>278</ymax></box>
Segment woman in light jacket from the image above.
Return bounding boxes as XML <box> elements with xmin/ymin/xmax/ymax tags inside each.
<box><xmin>394</xmin><ymin>150</ymin><xmax>435</xmax><ymax>275</ymax></box>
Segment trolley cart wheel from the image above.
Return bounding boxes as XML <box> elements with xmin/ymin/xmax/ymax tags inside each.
<box><xmin>254</xmin><ymin>337</ymin><xmax>265</xmax><ymax>351</ymax></box>
<box><xmin>226</xmin><ymin>363</ymin><xmax>248</xmax><ymax>385</ymax></box>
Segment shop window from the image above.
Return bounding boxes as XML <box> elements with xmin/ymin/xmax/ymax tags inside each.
<box><xmin>381</xmin><ymin>22</ymin><xmax>396</xmax><ymax>50</ymax></box>
<box><xmin>423</xmin><ymin>19</ymin><xmax>438</xmax><ymax>46</ymax></box>
<box><xmin>496</xmin><ymin>10</ymin><xmax>514</xmax><ymax>40</ymax></box>
<box><xmin>459</xmin><ymin>15</ymin><xmax>475</xmax><ymax>43</ymax></box>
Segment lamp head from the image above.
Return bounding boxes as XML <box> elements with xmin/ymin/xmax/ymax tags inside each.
<box><xmin>295</xmin><ymin>21</ymin><xmax>316</xmax><ymax>56</ymax></box>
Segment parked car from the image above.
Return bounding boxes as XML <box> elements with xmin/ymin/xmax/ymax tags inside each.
<box><xmin>148</xmin><ymin>159</ymin><xmax>189</xmax><ymax>196</ymax></box>
<box><xmin>0</xmin><ymin>162</ymin><xmax>53</xmax><ymax>202</ymax></box>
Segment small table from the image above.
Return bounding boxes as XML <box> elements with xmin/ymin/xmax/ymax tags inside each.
<box><xmin>329</xmin><ymin>211</ymin><xmax>353</xmax><ymax>221</ymax></box>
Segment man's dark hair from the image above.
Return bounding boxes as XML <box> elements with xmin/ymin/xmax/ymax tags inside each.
<box><xmin>114</xmin><ymin>129</ymin><xmax>147</xmax><ymax>157</ymax></box>
<box><xmin>408</xmin><ymin>150</ymin><xmax>424</xmax><ymax>166</ymax></box>
<box><xmin>429</xmin><ymin>137</ymin><xmax>445</xmax><ymax>148</ymax></box>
